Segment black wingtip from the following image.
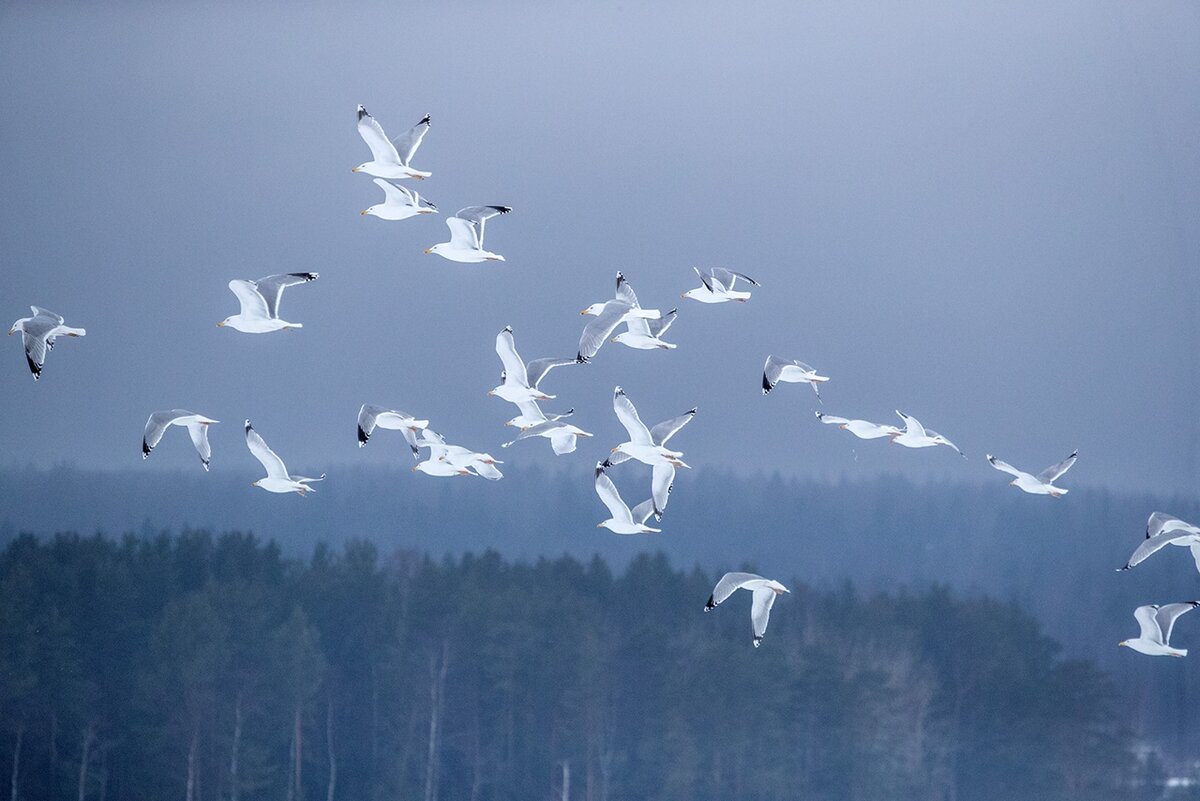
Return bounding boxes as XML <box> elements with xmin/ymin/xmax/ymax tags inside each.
<box><xmin>493</xmin><ymin>206</ymin><xmax>512</xmax><ymax>214</ymax></box>
<box><xmin>1116</xmin><ymin>565</ymin><xmax>1131</xmax><ymax>572</ymax></box>
<box><xmin>576</xmin><ymin>353</ymin><xmax>588</xmax><ymax>364</ymax></box>
<box><xmin>687</xmin><ymin>408</ymin><xmax>697</xmax><ymax>415</ymax></box>
<box><xmin>357</xmin><ymin>426</ymin><xmax>369</xmax><ymax>447</ymax></box>
<box><xmin>761</xmin><ymin>373</ymin><xmax>772</xmax><ymax>394</ymax></box>
<box><xmin>27</xmin><ymin>354</ymin><xmax>41</xmax><ymax>379</ymax></box>
<box><xmin>503</xmin><ymin>325</ymin><xmax>513</xmax><ymax>333</ymax></box>
<box><xmin>244</xmin><ymin>420</ymin><xmax>253</xmax><ymax>433</ymax></box>
<box><xmin>142</xmin><ymin>440</ymin><xmax>151</xmax><ymax>458</ymax></box>
<box><xmin>357</xmin><ymin>105</ymin><xmax>368</xmax><ymax>119</ymax></box>
<box><xmin>201</xmin><ymin>459</ymin><xmax>210</xmax><ymax>472</ymax></box>
<box><xmin>419</xmin><ymin>114</ymin><xmax>431</xmax><ymax>125</ymax></box>
<box><xmin>752</xmin><ymin>636</ymin><xmax>763</xmax><ymax>648</ymax></box>
<box><xmin>704</xmin><ymin>594</ymin><xmax>715</xmax><ymax>611</ymax></box>
<box><xmin>595</xmin><ymin>462</ymin><xmax>606</xmax><ymax>478</ymax></box>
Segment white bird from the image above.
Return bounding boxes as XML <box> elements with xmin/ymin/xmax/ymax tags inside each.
<box><xmin>890</xmin><ymin>411</ymin><xmax>965</xmax><ymax>458</ymax></box>
<box><xmin>682</xmin><ymin>267</ymin><xmax>759</xmax><ymax>304</ymax></box>
<box><xmin>604</xmin><ymin>407</ymin><xmax>695</xmax><ymax>520</ymax></box>
<box><xmin>8</xmin><ymin>307</ymin><xmax>86</xmax><ymax>380</ymax></box>
<box><xmin>142</xmin><ymin>410</ymin><xmax>219</xmax><ymax>471</ymax></box>
<box><xmin>218</xmin><ymin>273</ymin><xmax>318</xmax><ymax>333</ymax></box>
<box><xmin>814</xmin><ymin>411</ymin><xmax>901</xmax><ymax>440</ymax></box>
<box><xmin>1120</xmin><ymin>602</ymin><xmax>1199</xmax><ymax>657</ymax></box>
<box><xmin>578</xmin><ymin>274</ymin><xmax>663</xmax><ymax>362</ymax></box>
<box><xmin>502</xmin><ymin>414</ymin><xmax>593</xmax><ymax>455</ymax></box>
<box><xmin>244</xmin><ymin>420</ymin><xmax>325</xmax><ymax>495</ymax></box>
<box><xmin>594</xmin><ymin>462</ymin><xmax>660</xmax><ymax>534</ymax></box>
<box><xmin>704</xmin><ymin>572</ymin><xmax>789</xmax><ymax>647</ymax></box>
<box><xmin>489</xmin><ymin>327</ymin><xmax>563</xmax><ymax>404</ymax></box>
<box><xmin>412</xmin><ymin>429</ymin><xmax>502</xmax><ymax>479</ymax></box>
<box><xmin>357</xmin><ymin>405</ymin><xmax>430</xmax><ymax>452</ymax></box>
<box><xmin>614</xmin><ymin>308</ymin><xmax>678</xmax><ymax>351</ymax></box>
<box><xmin>986</xmin><ymin>451</ymin><xmax>1077</xmax><ymax>497</ymax></box>
<box><xmin>609</xmin><ymin>386</ymin><xmax>689</xmax><ymax>470</ymax></box>
<box><xmin>425</xmin><ymin>206</ymin><xmax>511</xmax><ymax>262</ymax></box>
<box><xmin>762</xmin><ymin>355</ymin><xmax>829</xmax><ymax>401</ymax></box>
<box><xmin>361</xmin><ymin>178</ymin><xmax>437</xmax><ymax>220</ymax></box>
<box><xmin>505</xmin><ymin>400</ymin><xmax>574</xmax><ymax>431</ymax></box>
<box><xmin>1117</xmin><ymin>513</ymin><xmax>1200</xmax><ymax>573</ymax></box>
<box><xmin>352</xmin><ymin>106</ymin><xmax>431</xmax><ymax>180</ymax></box>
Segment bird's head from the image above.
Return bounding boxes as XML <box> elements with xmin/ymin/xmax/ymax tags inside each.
<box><xmin>424</xmin><ymin>244</ymin><xmax>442</xmax><ymax>256</ymax></box>
<box><xmin>1118</xmin><ymin>641</ymin><xmax>1129</xmax><ymax>648</ymax></box>
<box><xmin>361</xmin><ymin>206</ymin><xmax>378</xmax><ymax>217</ymax></box>
<box><xmin>580</xmin><ymin>303</ymin><xmax>605</xmax><ymax>316</ymax></box>
<box><xmin>352</xmin><ymin>164</ymin><xmax>367</xmax><ymax>173</ymax></box>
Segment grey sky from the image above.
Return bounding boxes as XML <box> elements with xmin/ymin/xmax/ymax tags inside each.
<box><xmin>1</xmin><ymin>1</ymin><xmax>1197</xmax><ymax>492</ymax></box>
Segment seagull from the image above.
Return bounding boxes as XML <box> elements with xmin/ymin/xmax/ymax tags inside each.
<box><xmin>704</xmin><ymin>572</ymin><xmax>789</xmax><ymax>647</ymax></box>
<box><xmin>604</xmin><ymin>407</ymin><xmax>695</xmax><ymax>520</ymax></box>
<box><xmin>614</xmin><ymin>308</ymin><xmax>678</xmax><ymax>351</ymax></box>
<box><xmin>986</xmin><ymin>451</ymin><xmax>1077</xmax><ymax>497</ymax></box>
<box><xmin>142</xmin><ymin>411</ymin><xmax>219</xmax><ymax>471</ymax></box>
<box><xmin>890</xmin><ymin>411</ymin><xmax>965</xmax><ymax>457</ymax></box>
<box><xmin>814</xmin><ymin>411</ymin><xmax>901</xmax><ymax>440</ymax></box>
<box><xmin>682</xmin><ymin>267</ymin><xmax>759</xmax><ymax>304</ymax></box>
<box><xmin>578</xmin><ymin>274</ymin><xmax>663</xmax><ymax>362</ymax></box>
<box><xmin>361</xmin><ymin>178</ymin><xmax>437</xmax><ymax>220</ymax></box>
<box><xmin>594</xmin><ymin>462</ymin><xmax>660</xmax><ymax>534</ymax></box>
<box><xmin>412</xmin><ymin>429</ymin><xmax>502</xmax><ymax>479</ymax></box>
<box><xmin>609</xmin><ymin>386</ymin><xmax>689</xmax><ymax>469</ymax></box>
<box><xmin>1117</xmin><ymin>513</ymin><xmax>1200</xmax><ymax>573</ymax></box>
<box><xmin>425</xmin><ymin>206</ymin><xmax>511</xmax><ymax>262</ymax></box>
<box><xmin>1119</xmin><ymin>602</ymin><xmax>1199</xmax><ymax>657</ymax></box>
<box><xmin>502</xmin><ymin>414</ymin><xmax>593</xmax><ymax>455</ymax></box>
<box><xmin>505</xmin><ymin>400</ymin><xmax>574</xmax><ymax>431</ymax></box>
<box><xmin>8</xmin><ymin>307</ymin><xmax>86</xmax><ymax>380</ymax></box>
<box><xmin>357</xmin><ymin>405</ymin><xmax>430</xmax><ymax>451</ymax></box>
<box><xmin>245</xmin><ymin>420</ymin><xmax>325</xmax><ymax>495</ymax></box>
<box><xmin>352</xmin><ymin>106</ymin><xmax>431</xmax><ymax>180</ymax></box>
<box><xmin>218</xmin><ymin>273</ymin><xmax>318</xmax><ymax>333</ymax></box>
<box><xmin>489</xmin><ymin>327</ymin><xmax>561</xmax><ymax>404</ymax></box>
<box><xmin>762</xmin><ymin>355</ymin><xmax>829</xmax><ymax>402</ymax></box>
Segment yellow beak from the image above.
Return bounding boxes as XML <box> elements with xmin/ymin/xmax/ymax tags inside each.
<box><xmin>424</xmin><ymin>248</ymin><xmax>432</xmax><ymax>254</ymax></box>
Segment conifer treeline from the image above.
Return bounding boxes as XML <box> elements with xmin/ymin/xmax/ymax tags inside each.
<box><xmin>0</xmin><ymin>531</ymin><xmax>1139</xmax><ymax>801</ymax></box>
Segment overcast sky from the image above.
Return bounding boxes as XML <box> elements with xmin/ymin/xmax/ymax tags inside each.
<box><xmin>1</xmin><ymin>1</ymin><xmax>1197</xmax><ymax>492</ymax></box>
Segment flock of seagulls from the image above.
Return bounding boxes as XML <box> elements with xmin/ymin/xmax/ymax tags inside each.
<box><xmin>8</xmin><ymin>103</ymin><xmax>1192</xmax><ymax>651</ymax></box>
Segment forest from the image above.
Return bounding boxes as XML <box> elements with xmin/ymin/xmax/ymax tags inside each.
<box><xmin>0</xmin><ymin>530</ymin><xmax>1160</xmax><ymax>801</ymax></box>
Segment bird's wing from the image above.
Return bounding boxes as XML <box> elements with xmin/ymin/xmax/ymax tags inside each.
<box><xmin>815</xmin><ymin>412</ymin><xmax>850</xmax><ymax>426</ymax></box>
<box><xmin>455</xmin><ymin>206</ymin><xmax>510</xmax><ymax>248</ymax></box>
<box><xmin>926</xmin><ymin>430</ymin><xmax>964</xmax><ymax>457</ymax></box>
<box><xmin>1134</xmin><ymin>605</ymin><xmax>1164</xmax><ymax>643</ymax></box>
<box><xmin>1121</xmin><ymin>529</ymin><xmax>1200</xmax><ymax>571</ymax></box>
<box><xmin>21</xmin><ymin>327</ymin><xmax>51</xmax><ymax>379</ymax></box>
<box><xmin>245</xmin><ymin>423</ymin><xmax>288</xmax><ymax>479</ymax></box>
<box><xmin>373</xmin><ymin>177</ymin><xmax>414</xmax><ymax>205</ymax></box>
<box><xmin>495</xmin><ymin>328</ymin><xmax>530</xmax><ymax>386</ymax></box>
<box><xmin>986</xmin><ymin>455</ymin><xmax>1028</xmax><ymax>480</ymax></box>
<box><xmin>357</xmin><ymin>404</ymin><xmax>383</xmax><ymax>446</ymax></box>
<box><xmin>1191</xmin><ymin>544</ymin><xmax>1200</xmax><ymax>576</ymax></box>
<box><xmin>391</xmin><ymin>114</ymin><xmax>430</xmax><ymax>166</ymax></box>
<box><xmin>707</xmin><ymin>572</ymin><xmax>763</xmax><ymax>609</ymax></box>
<box><xmin>577</xmin><ymin>302</ymin><xmax>631</xmax><ymax>362</ymax></box>
<box><xmin>1036</xmin><ymin>450</ymin><xmax>1078</xmax><ymax>484</ymax></box>
<box><xmin>612</xmin><ymin>387</ymin><xmax>652</xmax><ymax>444</ymax></box>
<box><xmin>710</xmin><ymin>267</ymin><xmax>760</xmax><ymax>288</ymax></box>
<box><xmin>630</xmin><ymin>497</ymin><xmax>657</xmax><ymax>525</ymax></box>
<box><xmin>1146</xmin><ymin>512</ymin><xmax>1195</xmax><ymax>539</ymax></box>
<box><xmin>1156</xmin><ymin>602</ymin><xmax>1199</xmax><ymax>645</ymax></box>
<box><xmin>651</xmin><ymin>462</ymin><xmax>674</xmax><ymax>520</ymax></box>
<box><xmin>356</xmin><ymin>105</ymin><xmax>400</xmax><ymax>163</ymax></box>
<box><xmin>142</xmin><ymin>410</ymin><xmax>186</xmax><ymax>457</ymax></box>
<box><xmin>524</xmin><ymin>357</ymin><xmax>575</xmax><ymax>390</ymax></box>
<box><xmin>228</xmin><ymin>279</ymin><xmax>271</xmax><ymax>319</ymax></box>
<box><xmin>186</xmin><ymin>422</ymin><xmax>213</xmax><ymax>471</ymax></box>
<box><xmin>514</xmin><ymin>399</ymin><xmax>548</xmax><ymax>424</ymax></box>
<box><xmin>614</xmin><ymin>272</ymin><xmax>639</xmax><ymax>307</ymax></box>
<box><xmin>762</xmin><ymin>355</ymin><xmax>789</xmax><ymax>393</ymax></box>
<box><xmin>650</xmin><ymin>409</ymin><xmax>696</xmax><ymax>446</ymax></box>
<box><xmin>647</xmin><ymin>308</ymin><xmax>677</xmax><ymax>338</ymax></box>
<box><xmin>549</xmin><ymin>430</ymin><xmax>578</xmax><ymax>455</ymax></box>
<box><xmin>594</xmin><ymin>464</ymin><xmax>633</xmax><ymax>523</ymax></box>
<box><xmin>446</xmin><ymin>217</ymin><xmax>480</xmax><ymax>250</ymax></box>
<box><xmin>30</xmin><ymin>306</ymin><xmax>64</xmax><ymax>324</ymax></box>
<box><xmin>895</xmin><ymin>410</ymin><xmax>927</xmax><ymax>437</ymax></box>
<box><xmin>253</xmin><ymin>273</ymin><xmax>319</xmax><ymax>319</ymax></box>
<box><xmin>750</xmin><ymin>588</ymin><xmax>778</xmax><ymax>644</ymax></box>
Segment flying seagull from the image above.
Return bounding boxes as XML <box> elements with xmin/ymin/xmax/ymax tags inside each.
<box><xmin>489</xmin><ymin>327</ymin><xmax>558</xmax><ymax>404</ymax></box>
<box><xmin>604</xmin><ymin>407</ymin><xmax>695</xmax><ymax>520</ymax></box>
<box><xmin>704</xmin><ymin>572</ymin><xmax>789</xmax><ymax>647</ymax></box>
<box><xmin>245</xmin><ymin>420</ymin><xmax>325</xmax><ymax>495</ymax></box>
<box><xmin>352</xmin><ymin>105</ymin><xmax>431</xmax><ymax>180</ymax></box>
<box><xmin>1119</xmin><ymin>602</ymin><xmax>1199</xmax><ymax>657</ymax></box>
<box><xmin>577</xmin><ymin>273</ymin><xmax>662</xmax><ymax>362</ymax></box>
<box><xmin>762</xmin><ymin>355</ymin><xmax>829</xmax><ymax>402</ymax></box>
<box><xmin>986</xmin><ymin>451</ymin><xmax>1077</xmax><ymax>497</ymax></box>
<box><xmin>1117</xmin><ymin>513</ymin><xmax>1200</xmax><ymax>574</ymax></box>
<box><xmin>814</xmin><ymin>411</ymin><xmax>901</xmax><ymax>440</ymax></box>
<box><xmin>361</xmin><ymin>178</ymin><xmax>437</xmax><ymax>220</ymax></box>
<box><xmin>142</xmin><ymin>410</ymin><xmax>219</xmax><ymax>471</ymax></box>
<box><xmin>8</xmin><ymin>307</ymin><xmax>86</xmax><ymax>380</ymax></box>
<box><xmin>357</xmin><ymin>405</ymin><xmax>430</xmax><ymax>453</ymax></box>
<box><xmin>412</xmin><ymin>429</ymin><xmax>502</xmax><ymax>479</ymax></box>
<box><xmin>505</xmin><ymin>399</ymin><xmax>574</xmax><ymax>431</ymax></box>
<box><xmin>218</xmin><ymin>273</ymin><xmax>318</xmax><ymax>333</ymax></box>
<box><xmin>425</xmin><ymin>206</ymin><xmax>511</xmax><ymax>262</ymax></box>
<box><xmin>609</xmin><ymin>386</ymin><xmax>689</xmax><ymax>469</ymax></box>
<box><xmin>890</xmin><ymin>411</ymin><xmax>965</xmax><ymax>458</ymax></box>
<box><xmin>593</xmin><ymin>462</ymin><xmax>660</xmax><ymax>534</ymax></box>
<box><xmin>682</xmin><ymin>267</ymin><xmax>759</xmax><ymax>304</ymax></box>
